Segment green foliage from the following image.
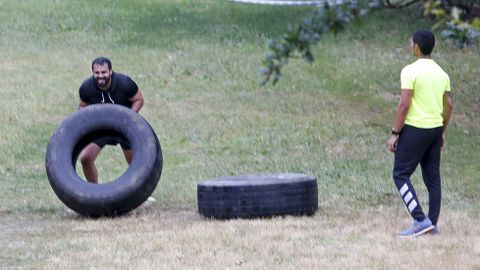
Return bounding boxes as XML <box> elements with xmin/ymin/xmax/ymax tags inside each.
<box><xmin>441</xmin><ymin>19</ymin><xmax>480</xmax><ymax>48</ymax></box>
<box><xmin>382</xmin><ymin>0</ymin><xmax>480</xmax><ymax>47</ymax></box>
<box><xmin>259</xmin><ymin>1</ymin><xmax>376</xmax><ymax>85</ymax></box>
<box><xmin>423</xmin><ymin>0</ymin><xmax>480</xmax><ymax>48</ymax></box>
<box><xmin>260</xmin><ymin>0</ymin><xmax>479</xmax><ymax>85</ymax></box>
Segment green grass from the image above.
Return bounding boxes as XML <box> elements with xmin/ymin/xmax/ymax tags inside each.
<box><xmin>1</xmin><ymin>0</ymin><xmax>479</xmax><ymax>268</ymax></box>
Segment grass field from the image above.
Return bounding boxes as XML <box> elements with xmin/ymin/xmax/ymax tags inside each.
<box><xmin>1</xmin><ymin>0</ymin><xmax>479</xmax><ymax>269</ymax></box>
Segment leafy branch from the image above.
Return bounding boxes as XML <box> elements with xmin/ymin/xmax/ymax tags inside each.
<box><xmin>424</xmin><ymin>0</ymin><xmax>480</xmax><ymax>48</ymax></box>
<box><xmin>259</xmin><ymin>0</ymin><xmax>378</xmax><ymax>85</ymax></box>
<box><xmin>259</xmin><ymin>0</ymin><xmax>480</xmax><ymax>85</ymax></box>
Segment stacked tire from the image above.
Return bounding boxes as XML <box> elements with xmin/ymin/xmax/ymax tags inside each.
<box><xmin>197</xmin><ymin>173</ymin><xmax>318</xmax><ymax>219</ymax></box>
<box><xmin>45</xmin><ymin>104</ymin><xmax>163</xmax><ymax>217</ymax></box>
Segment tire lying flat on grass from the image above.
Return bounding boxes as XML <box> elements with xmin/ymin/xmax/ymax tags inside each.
<box><xmin>197</xmin><ymin>173</ymin><xmax>318</xmax><ymax>219</ymax></box>
<box><xmin>45</xmin><ymin>104</ymin><xmax>163</xmax><ymax>217</ymax></box>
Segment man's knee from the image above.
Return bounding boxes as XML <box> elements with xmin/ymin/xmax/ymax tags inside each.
<box><xmin>80</xmin><ymin>144</ymin><xmax>100</xmax><ymax>165</ymax></box>
<box><xmin>392</xmin><ymin>169</ymin><xmax>411</xmax><ymax>191</ymax></box>
<box><xmin>80</xmin><ymin>152</ymin><xmax>94</xmax><ymax>165</ymax></box>
<box><xmin>392</xmin><ymin>170</ymin><xmax>403</xmax><ymax>182</ymax></box>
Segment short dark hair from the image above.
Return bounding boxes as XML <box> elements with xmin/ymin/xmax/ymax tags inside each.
<box><xmin>91</xmin><ymin>57</ymin><xmax>112</xmax><ymax>70</ymax></box>
<box><xmin>412</xmin><ymin>29</ymin><xmax>435</xmax><ymax>55</ymax></box>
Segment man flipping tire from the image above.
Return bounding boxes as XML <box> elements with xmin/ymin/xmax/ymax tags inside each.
<box><xmin>78</xmin><ymin>56</ymin><xmax>144</xmax><ymax>183</ymax></box>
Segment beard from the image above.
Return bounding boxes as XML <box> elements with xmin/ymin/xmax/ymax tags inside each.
<box><xmin>95</xmin><ymin>76</ymin><xmax>111</xmax><ymax>88</ymax></box>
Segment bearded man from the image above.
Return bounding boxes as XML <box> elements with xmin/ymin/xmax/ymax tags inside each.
<box><xmin>78</xmin><ymin>57</ymin><xmax>144</xmax><ymax>183</ymax></box>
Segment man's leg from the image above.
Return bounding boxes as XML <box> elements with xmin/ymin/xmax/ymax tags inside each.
<box><xmin>79</xmin><ymin>143</ymin><xmax>102</xmax><ymax>183</ymax></box>
<box><xmin>420</xmin><ymin>128</ymin><xmax>443</xmax><ymax>226</ymax></box>
<box><xmin>122</xmin><ymin>149</ymin><xmax>132</xmax><ymax>165</ymax></box>
<box><xmin>393</xmin><ymin>125</ymin><xmax>430</xmax><ymax>222</ymax></box>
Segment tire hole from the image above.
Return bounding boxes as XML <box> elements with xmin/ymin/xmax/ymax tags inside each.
<box><xmin>72</xmin><ymin>131</ymin><xmax>131</xmax><ymax>184</ymax></box>
<box><xmin>75</xmin><ymin>144</ymin><xmax>130</xmax><ymax>184</ymax></box>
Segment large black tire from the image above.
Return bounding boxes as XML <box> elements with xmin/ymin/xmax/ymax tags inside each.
<box><xmin>45</xmin><ymin>104</ymin><xmax>163</xmax><ymax>217</ymax></box>
<box><xmin>197</xmin><ymin>173</ymin><xmax>318</xmax><ymax>219</ymax></box>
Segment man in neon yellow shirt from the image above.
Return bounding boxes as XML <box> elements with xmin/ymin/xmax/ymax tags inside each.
<box><xmin>387</xmin><ymin>29</ymin><xmax>453</xmax><ymax>237</ymax></box>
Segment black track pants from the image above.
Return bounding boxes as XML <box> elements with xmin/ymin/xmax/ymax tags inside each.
<box><xmin>393</xmin><ymin>125</ymin><xmax>443</xmax><ymax>225</ymax></box>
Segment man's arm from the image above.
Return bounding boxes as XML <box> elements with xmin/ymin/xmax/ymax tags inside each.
<box><xmin>393</xmin><ymin>89</ymin><xmax>413</xmax><ymax>132</ymax></box>
<box><xmin>129</xmin><ymin>89</ymin><xmax>144</xmax><ymax>113</ymax></box>
<box><xmin>441</xmin><ymin>92</ymin><xmax>453</xmax><ymax>148</ymax></box>
<box><xmin>388</xmin><ymin>89</ymin><xmax>412</xmax><ymax>152</ymax></box>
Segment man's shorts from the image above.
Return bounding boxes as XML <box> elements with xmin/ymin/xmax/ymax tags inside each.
<box><xmin>92</xmin><ymin>136</ymin><xmax>131</xmax><ymax>150</ymax></box>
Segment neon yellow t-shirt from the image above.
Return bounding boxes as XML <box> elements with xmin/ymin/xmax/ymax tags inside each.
<box><xmin>400</xmin><ymin>58</ymin><xmax>451</xmax><ymax>128</ymax></box>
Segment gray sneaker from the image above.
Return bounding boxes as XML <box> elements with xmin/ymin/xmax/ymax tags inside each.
<box><xmin>399</xmin><ymin>217</ymin><xmax>434</xmax><ymax>237</ymax></box>
<box><xmin>430</xmin><ymin>225</ymin><xmax>439</xmax><ymax>235</ymax></box>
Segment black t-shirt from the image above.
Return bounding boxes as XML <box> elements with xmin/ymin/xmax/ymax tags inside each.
<box><xmin>79</xmin><ymin>72</ymin><xmax>138</xmax><ymax>108</ymax></box>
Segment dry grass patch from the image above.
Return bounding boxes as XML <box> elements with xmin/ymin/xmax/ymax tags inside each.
<box><xmin>2</xmin><ymin>203</ymin><xmax>479</xmax><ymax>269</ymax></box>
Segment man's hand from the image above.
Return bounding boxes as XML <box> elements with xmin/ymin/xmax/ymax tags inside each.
<box><xmin>387</xmin><ymin>135</ymin><xmax>399</xmax><ymax>153</ymax></box>
<box><xmin>78</xmin><ymin>99</ymin><xmax>88</xmax><ymax>109</ymax></box>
